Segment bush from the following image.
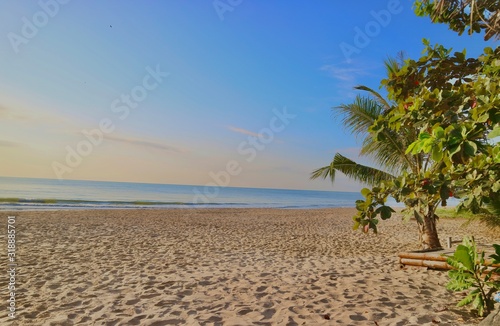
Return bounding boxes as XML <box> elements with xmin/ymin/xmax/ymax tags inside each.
<box><xmin>446</xmin><ymin>237</ymin><xmax>500</xmax><ymax>316</ymax></box>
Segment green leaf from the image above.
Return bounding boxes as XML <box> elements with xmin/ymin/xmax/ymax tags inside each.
<box><xmin>476</xmin><ymin>113</ymin><xmax>489</xmax><ymax>123</ymax></box>
<box><xmin>448</xmin><ymin>144</ymin><xmax>461</xmax><ymax>157</ymax></box>
<box><xmin>492</xmin><ymin>181</ymin><xmax>500</xmax><ymax>192</ymax></box>
<box><xmin>422</xmin><ymin>139</ymin><xmax>434</xmax><ymax>153</ymax></box>
<box><xmin>401</xmin><ymin>187</ymin><xmax>412</xmax><ymax>196</ymax></box>
<box><xmin>455</xmin><ymin>51</ymin><xmax>465</xmax><ymax>62</ymax></box>
<box><xmin>419</xmin><ymin>132</ymin><xmax>431</xmax><ymax>140</ymax></box>
<box><xmin>406</xmin><ymin>141</ymin><xmax>417</xmax><ymax>154</ymax></box>
<box><xmin>457</xmin><ymin>293</ymin><xmax>476</xmax><ymax>307</ymax></box>
<box><xmin>447</xmin><ymin>135</ymin><xmax>462</xmax><ymax>146</ymax></box>
<box><xmin>453</xmin><ymin>245</ymin><xmax>474</xmax><ymax>271</ymax></box>
<box><xmin>432</xmin><ymin>146</ymin><xmax>443</xmax><ymax>161</ymax></box>
<box><xmin>376</xmin><ymin>205</ymin><xmax>395</xmax><ymax>220</ymax></box>
<box><xmin>355</xmin><ymin>200</ymin><xmax>366</xmax><ymax>211</ymax></box>
<box><xmin>446</xmin><ymin>272</ymin><xmax>473</xmax><ymax>291</ymax></box>
<box><xmin>473</xmin><ymin>294</ymin><xmax>484</xmax><ymax>316</ymax></box>
<box><xmin>463</xmin><ymin>141</ymin><xmax>477</xmax><ymax>156</ymax></box>
<box><xmin>488</xmin><ymin>125</ymin><xmax>500</xmax><ymax>139</ymax></box>
<box><xmin>490</xmin><ymin>244</ymin><xmax>500</xmax><ymax>263</ymax></box>
<box><xmin>433</xmin><ymin>126</ymin><xmax>445</xmax><ymax>138</ymax></box>
<box><xmin>361</xmin><ymin>188</ymin><xmax>371</xmax><ymax>198</ymax></box>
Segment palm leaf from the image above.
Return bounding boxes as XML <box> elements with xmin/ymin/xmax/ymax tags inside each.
<box><xmin>353</xmin><ymin>86</ymin><xmax>391</xmax><ymax>110</ymax></box>
<box><xmin>314</xmin><ymin>56</ymin><xmax>416</xmax><ymax>187</ymax></box>
<box><xmin>362</xmin><ymin>128</ymin><xmax>421</xmax><ymax>174</ymax></box>
<box><xmin>384</xmin><ymin>56</ymin><xmax>402</xmax><ymax>77</ymax></box>
<box><xmin>335</xmin><ymin>95</ymin><xmax>417</xmax><ymax>174</ymax></box>
<box><xmin>310</xmin><ymin>153</ymin><xmax>394</xmax><ymax>186</ymax></box>
<box><xmin>334</xmin><ymin>95</ymin><xmax>383</xmax><ymax>137</ymax></box>
<box><xmin>481</xmin><ymin>195</ymin><xmax>500</xmax><ymax>228</ymax></box>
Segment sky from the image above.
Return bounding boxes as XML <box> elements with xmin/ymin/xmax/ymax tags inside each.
<box><xmin>0</xmin><ymin>0</ymin><xmax>497</xmax><ymax>192</ymax></box>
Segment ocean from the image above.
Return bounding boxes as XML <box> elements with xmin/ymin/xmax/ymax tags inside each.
<box><xmin>0</xmin><ymin>177</ymin><xmax>367</xmax><ymax>210</ymax></box>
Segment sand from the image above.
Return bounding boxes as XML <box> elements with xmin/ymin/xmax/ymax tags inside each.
<box><xmin>0</xmin><ymin>208</ymin><xmax>499</xmax><ymax>326</ymax></box>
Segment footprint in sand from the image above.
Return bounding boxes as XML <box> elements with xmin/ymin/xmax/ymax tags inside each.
<box><xmin>126</xmin><ymin>314</ymin><xmax>147</xmax><ymax>325</ymax></box>
<box><xmin>60</xmin><ymin>300</ymin><xmax>82</xmax><ymax>308</ymax></box>
<box><xmin>89</xmin><ymin>304</ymin><xmax>104</xmax><ymax>313</ymax></box>
<box><xmin>237</xmin><ymin>308</ymin><xmax>253</xmax><ymax>315</ymax></box>
<box><xmin>262</xmin><ymin>308</ymin><xmax>276</xmax><ymax>320</ymax></box>
<box><xmin>125</xmin><ymin>298</ymin><xmax>140</xmax><ymax>305</ymax></box>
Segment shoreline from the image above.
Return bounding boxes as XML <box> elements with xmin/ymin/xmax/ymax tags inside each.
<box><xmin>1</xmin><ymin>208</ymin><xmax>497</xmax><ymax>325</ymax></box>
<box><xmin>0</xmin><ymin>205</ymin><xmax>364</xmax><ymax>212</ymax></box>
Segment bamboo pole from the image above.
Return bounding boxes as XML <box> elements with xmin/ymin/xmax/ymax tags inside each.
<box><xmin>399</xmin><ymin>258</ymin><xmax>452</xmax><ymax>270</ymax></box>
<box><xmin>398</xmin><ymin>252</ymin><xmax>448</xmax><ymax>262</ymax></box>
<box><xmin>398</xmin><ymin>252</ymin><xmax>500</xmax><ymax>269</ymax></box>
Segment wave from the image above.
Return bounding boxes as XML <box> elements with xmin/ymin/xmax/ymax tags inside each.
<box><xmin>0</xmin><ymin>197</ymin><xmax>233</xmax><ymax>210</ymax></box>
<box><xmin>0</xmin><ymin>197</ymin><xmax>350</xmax><ymax>211</ymax></box>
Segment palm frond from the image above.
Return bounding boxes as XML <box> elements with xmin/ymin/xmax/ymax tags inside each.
<box><xmin>353</xmin><ymin>86</ymin><xmax>391</xmax><ymax>110</ymax></box>
<box><xmin>310</xmin><ymin>163</ymin><xmax>337</xmax><ymax>183</ymax></box>
<box><xmin>313</xmin><ymin>55</ymin><xmax>418</xmax><ymax>187</ymax></box>
<box><xmin>335</xmin><ymin>94</ymin><xmax>417</xmax><ymax>174</ymax></box>
<box><xmin>310</xmin><ymin>153</ymin><xmax>394</xmax><ymax>186</ymax></box>
<box><xmin>360</xmin><ymin>126</ymin><xmax>419</xmax><ymax>174</ymax></box>
<box><xmin>384</xmin><ymin>55</ymin><xmax>403</xmax><ymax>76</ymax></box>
<box><xmin>481</xmin><ymin>196</ymin><xmax>500</xmax><ymax>228</ymax></box>
<box><xmin>334</xmin><ymin>96</ymin><xmax>383</xmax><ymax>137</ymax></box>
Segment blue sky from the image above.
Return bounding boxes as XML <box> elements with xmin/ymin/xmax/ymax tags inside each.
<box><xmin>0</xmin><ymin>0</ymin><xmax>497</xmax><ymax>191</ymax></box>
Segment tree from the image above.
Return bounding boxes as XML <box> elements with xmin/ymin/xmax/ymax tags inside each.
<box><xmin>310</xmin><ymin>80</ymin><xmax>444</xmax><ymax>249</ymax></box>
<box><xmin>352</xmin><ymin>41</ymin><xmax>499</xmax><ymax>249</ymax></box>
<box><xmin>382</xmin><ymin>41</ymin><xmax>499</xmax><ymax>213</ymax></box>
<box><xmin>311</xmin><ymin>59</ymin><xmax>446</xmax><ymax>249</ymax></box>
<box><xmin>414</xmin><ymin>0</ymin><xmax>500</xmax><ymax>40</ymax></box>
<box><xmin>412</xmin><ymin>0</ymin><xmax>500</xmax><ymax>227</ymax></box>
<box><xmin>313</xmin><ymin>1</ymin><xmax>499</xmax><ymax>250</ymax></box>
<box><xmin>312</xmin><ymin>42</ymin><xmax>499</xmax><ymax>250</ymax></box>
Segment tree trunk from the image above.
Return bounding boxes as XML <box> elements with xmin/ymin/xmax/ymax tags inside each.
<box><xmin>417</xmin><ymin>210</ymin><xmax>442</xmax><ymax>250</ymax></box>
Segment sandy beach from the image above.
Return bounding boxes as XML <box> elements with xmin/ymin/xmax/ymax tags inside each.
<box><xmin>1</xmin><ymin>208</ymin><xmax>499</xmax><ymax>326</ymax></box>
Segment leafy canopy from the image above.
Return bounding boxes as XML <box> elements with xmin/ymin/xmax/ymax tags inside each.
<box><xmin>414</xmin><ymin>0</ymin><xmax>500</xmax><ymax>40</ymax></box>
<box><xmin>353</xmin><ymin>41</ymin><xmax>500</xmax><ymax>233</ymax></box>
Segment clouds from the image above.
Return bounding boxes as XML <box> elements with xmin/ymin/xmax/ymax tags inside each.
<box><xmin>319</xmin><ymin>60</ymin><xmax>381</xmax><ymax>103</ymax></box>
<box><xmin>227</xmin><ymin>126</ymin><xmax>260</xmax><ymax>138</ymax></box>
<box><xmin>0</xmin><ymin>140</ymin><xmax>24</xmax><ymax>148</ymax></box>
<box><xmin>0</xmin><ymin>105</ymin><xmax>32</xmax><ymax>121</ymax></box>
<box><xmin>0</xmin><ymin>102</ymin><xmax>71</xmax><ymax>128</ymax></box>
<box><xmin>104</xmin><ymin>134</ymin><xmax>188</xmax><ymax>154</ymax></box>
<box><xmin>320</xmin><ymin>64</ymin><xmax>368</xmax><ymax>82</ymax></box>
<box><xmin>227</xmin><ymin>125</ymin><xmax>286</xmax><ymax>145</ymax></box>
